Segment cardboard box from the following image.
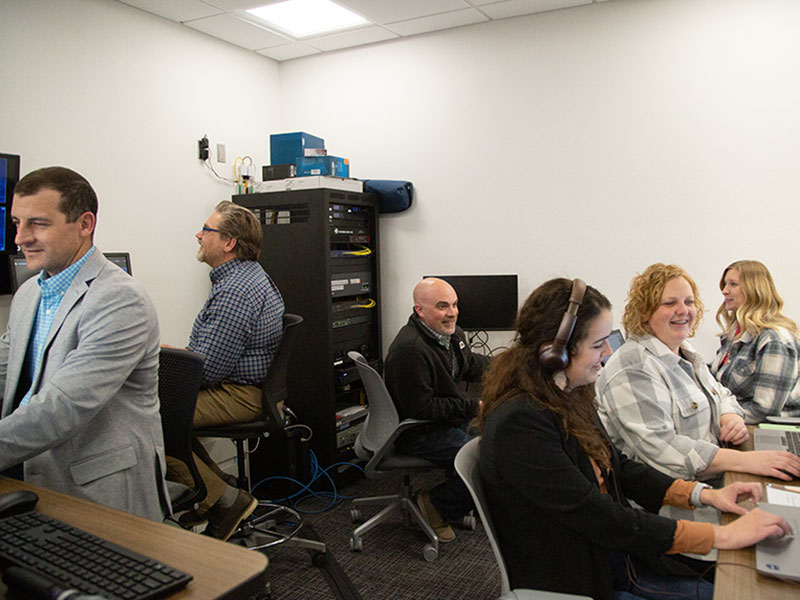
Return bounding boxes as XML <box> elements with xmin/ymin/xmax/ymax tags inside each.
<box><xmin>270</xmin><ymin>132</ymin><xmax>324</xmax><ymax>165</ymax></box>
<box><xmin>296</xmin><ymin>155</ymin><xmax>350</xmax><ymax>178</ymax></box>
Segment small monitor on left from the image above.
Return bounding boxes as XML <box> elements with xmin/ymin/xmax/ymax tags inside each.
<box><xmin>9</xmin><ymin>254</ymin><xmax>37</xmax><ymax>292</ymax></box>
<box><xmin>8</xmin><ymin>252</ymin><xmax>133</xmax><ymax>294</ymax></box>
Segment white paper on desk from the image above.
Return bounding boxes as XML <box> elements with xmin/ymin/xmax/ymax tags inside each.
<box><xmin>766</xmin><ymin>483</ymin><xmax>800</xmax><ymax>507</ymax></box>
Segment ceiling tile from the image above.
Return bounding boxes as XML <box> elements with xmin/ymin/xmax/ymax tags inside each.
<box><xmin>184</xmin><ymin>13</ymin><xmax>290</xmax><ymax>49</ymax></box>
<box><xmin>257</xmin><ymin>43</ymin><xmax>321</xmax><ymax>61</ymax></box>
<box><xmin>201</xmin><ymin>0</ymin><xmax>277</xmax><ymax>10</ymax></box>
<box><xmin>116</xmin><ymin>0</ymin><xmax>222</xmax><ymax>22</ymax></box>
<box><xmin>478</xmin><ymin>0</ymin><xmax>591</xmax><ymax>19</ymax></box>
<box><xmin>385</xmin><ymin>9</ymin><xmax>488</xmax><ymax>37</ymax></box>
<box><xmin>306</xmin><ymin>26</ymin><xmax>398</xmax><ymax>52</ymax></box>
<box><xmin>337</xmin><ymin>0</ymin><xmax>470</xmax><ymax>24</ymax></box>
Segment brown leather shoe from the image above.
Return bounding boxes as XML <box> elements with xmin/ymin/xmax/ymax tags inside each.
<box><xmin>204</xmin><ymin>490</ymin><xmax>258</xmax><ymax>541</ymax></box>
<box><xmin>178</xmin><ymin>508</ymin><xmax>209</xmax><ymax>527</ymax></box>
<box><xmin>416</xmin><ymin>490</ymin><xmax>455</xmax><ymax>543</ymax></box>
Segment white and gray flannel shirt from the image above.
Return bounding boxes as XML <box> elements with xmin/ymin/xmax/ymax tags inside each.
<box><xmin>596</xmin><ymin>334</ymin><xmax>744</xmax><ymax>482</ymax></box>
<box><xmin>710</xmin><ymin>327</ymin><xmax>800</xmax><ymax>424</ymax></box>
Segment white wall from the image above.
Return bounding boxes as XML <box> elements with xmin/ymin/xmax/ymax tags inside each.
<box><xmin>0</xmin><ymin>0</ymin><xmax>281</xmax><ymax>344</ymax></box>
<box><xmin>278</xmin><ymin>0</ymin><xmax>800</xmax><ymax>358</ymax></box>
<box><xmin>3</xmin><ymin>0</ymin><xmax>800</xmax><ymax>360</ymax></box>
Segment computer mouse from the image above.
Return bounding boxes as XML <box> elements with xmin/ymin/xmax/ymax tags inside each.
<box><xmin>0</xmin><ymin>490</ymin><xmax>39</xmax><ymax>519</ymax></box>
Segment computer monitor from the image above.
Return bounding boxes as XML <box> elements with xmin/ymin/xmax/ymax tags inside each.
<box><xmin>424</xmin><ymin>274</ymin><xmax>518</xmax><ymax>331</ymax></box>
<box><xmin>8</xmin><ymin>251</ymin><xmax>132</xmax><ymax>293</ymax></box>
<box><xmin>0</xmin><ymin>154</ymin><xmax>21</xmax><ymax>293</ymax></box>
<box><xmin>601</xmin><ymin>329</ymin><xmax>625</xmax><ymax>365</ymax></box>
<box><xmin>103</xmin><ymin>252</ymin><xmax>132</xmax><ymax>275</ymax></box>
<box><xmin>607</xmin><ymin>329</ymin><xmax>625</xmax><ymax>353</ymax></box>
<box><xmin>9</xmin><ymin>254</ymin><xmax>36</xmax><ymax>292</ymax></box>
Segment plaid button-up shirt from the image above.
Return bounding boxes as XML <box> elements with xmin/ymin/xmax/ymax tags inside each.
<box><xmin>188</xmin><ymin>259</ymin><xmax>284</xmax><ymax>387</ymax></box>
<box><xmin>710</xmin><ymin>327</ymin><xmax>800</xmax><ymax>424</ymax></box>
<box><xmin>596</xmin><ymin>334</ymin><xmax>743</xmax><ymax>481</ymax></box>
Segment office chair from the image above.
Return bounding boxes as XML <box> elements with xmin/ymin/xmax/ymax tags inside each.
<box><xmin>158</xmin><ymin>347</ymin><xmax>207</xmax><ymax>515</ymax></box>
<box><xmin>454</xmin><ymin>438</ymin><xmax>591</xmax><ymax>600</ymax></box>
<box><xmin>346</xmin><ymin>350</ymin><xmax>442</xmax><ymax>561</ymax></box>
<box><xmin>193</xmin><ymin>314</ymin><xmax>326</xmax><ymax>563</ymax></box>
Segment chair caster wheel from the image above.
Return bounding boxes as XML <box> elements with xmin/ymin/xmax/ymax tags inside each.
<box><xmin>311</xmin><ymin>552</ymin><xmax>327</xmax><ymax>567</ymax></box>
<box><xmin>350</xmin><ymin>508</ymin><xmax>361</xmax><ymax>523</ymax></box>
<box><xmin>462</xmin><ymin>514</ymin><xmax>477</xmax><ymax>530</ymax></box>
<box><xmin>423</xmin><ymin>543</ymin><xmax>438</xmax><ymax>562</ymax></box>
<box><xmin>350</xmin><ymin>536</ymin><xmax>363</xmax><ymax>552</ymax></box>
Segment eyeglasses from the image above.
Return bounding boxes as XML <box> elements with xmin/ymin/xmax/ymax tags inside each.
<box><xmin>201</xmin><ymin>226</ymin><xmax>221</xmax><ymax>234</ymax></box>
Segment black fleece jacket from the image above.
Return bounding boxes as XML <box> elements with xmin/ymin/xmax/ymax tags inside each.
<box><xmin>384</xmin><ymin>313</ymin><xmax>489</xmax><ymax>424</ymax></box>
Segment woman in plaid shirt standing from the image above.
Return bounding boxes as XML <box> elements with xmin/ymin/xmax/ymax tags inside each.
<box><xmin>710</xmin><ymin>260</ymin><xmax>800</xmax><ymax>424</ymax></box>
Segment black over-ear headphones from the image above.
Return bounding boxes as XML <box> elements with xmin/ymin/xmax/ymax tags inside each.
<box><xmin>538</xmin><ymin>278</ymin><xmax>587</xmax><ymax>372</ymax></box>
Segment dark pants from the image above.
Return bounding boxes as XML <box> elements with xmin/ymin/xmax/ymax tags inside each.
<box><xmin>613</xmin><ymin>553</ymin><xmax>713</xmax><ymax>600</ymax></box>
<box><xmin>397</xmin><ymin>423</ymin><xmax>475</xmax><ymax>521</ymax></box>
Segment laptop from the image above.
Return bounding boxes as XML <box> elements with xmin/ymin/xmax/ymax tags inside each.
<box><xmin>754</xmin><ymin>427</ymin><xmax>800</xmax><ymax>457</ymax></box>
<box><xmin>755</xmin><ymin>502</ymin><xmax>800</xmax><ymax>582</ymax></box>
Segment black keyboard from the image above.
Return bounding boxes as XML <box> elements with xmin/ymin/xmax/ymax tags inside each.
<box><xmin>0</xmin><ymin>511</ymin><xmax>192</xmax><ymax>600</ymax></box>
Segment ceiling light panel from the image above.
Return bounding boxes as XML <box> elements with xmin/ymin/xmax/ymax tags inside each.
<box><xmin>336</xmin><ymin>0</ymin><xmax>470</xmax><ymax>24</ymax></box>
<box><xmin>246</xmin><ymin>0</ymin><xmax>369</xmax><ymax>38</ymax></box>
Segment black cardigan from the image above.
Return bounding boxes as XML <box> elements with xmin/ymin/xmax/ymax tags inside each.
<box><xmin>384</xmin><ymin>313</ymin><xmax>489</xmax><ymax>424</ymax></box>
<box><xmin>479</xmin><ymin>395</ymin><xmax>681</xmax><ymax>600</ymax></box>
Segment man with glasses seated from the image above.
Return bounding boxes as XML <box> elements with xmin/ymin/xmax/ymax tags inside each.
<box><xmin>167</xmin><ymin>201</ymin><xmax>284</xmax><ymax>540</ymax></box>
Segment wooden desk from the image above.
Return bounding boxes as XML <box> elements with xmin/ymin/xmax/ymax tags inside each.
<box><xmin>714</xmin><ymin>432</ymin><xmax>798</xmax><ymax>600</ymax></box>
<box><xmin>0</xmin><ymin>478</ymin><xmax>268</xmax><ymax>599</ymax></box>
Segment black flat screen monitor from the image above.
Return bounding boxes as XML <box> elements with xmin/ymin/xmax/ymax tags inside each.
<box><xmin>9</xmin><ymin>254</ymin><xmax>36</xmax><ymax>291</ymax></box>
<box><xmin>8</xmin><ymin>251</ymin><xmax>132</xmax><ymax>293</ymax></box>
<box><xmin>424</xmin><ymin>274</ymin><xmax>518</xmax><ymax>331</ymax></box>
<box><xmin>0</xmin><ymin>154</ymin><xmax>21</xmax><ymax>293</ymax></box>
<box><xmin>103</xmin><ymin>252</ymin><xmax>132</xmax><ymax>275</ymax></box>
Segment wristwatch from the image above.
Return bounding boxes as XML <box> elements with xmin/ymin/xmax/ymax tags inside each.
<box><xmin>691</xmin><ymin>482</ymin><xmax>711</xmax><ymax>508</ymax></box>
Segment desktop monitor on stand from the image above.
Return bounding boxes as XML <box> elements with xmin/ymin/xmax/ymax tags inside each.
<box><xmin>0</xmin><ymin>154</ymin><xmax>21</xmax><ymax>294</ymax></box>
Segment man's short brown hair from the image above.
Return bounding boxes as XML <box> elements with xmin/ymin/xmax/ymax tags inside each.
<box><xmin>213</xmin><ymin>201</ymin><xmax>261</xmax><ymax>261</ymax></box>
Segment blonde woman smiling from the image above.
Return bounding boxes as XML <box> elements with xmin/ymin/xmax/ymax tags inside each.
<box><xmin>710</xmin><ymin>260</ymin><xmax>800</xmax><ymax>424</ymax></box>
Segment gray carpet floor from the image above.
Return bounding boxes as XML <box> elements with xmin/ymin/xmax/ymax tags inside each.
<box><xmin>262</xmin><ymin>470</ymin><xmax>501</xmax><ymax>599</ymax></box>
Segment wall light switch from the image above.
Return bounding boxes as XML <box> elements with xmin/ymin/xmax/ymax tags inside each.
<box><xmin>216</xmin><ymin>143</ymin><xmax>226</xmax><ymax>163</ymax></box>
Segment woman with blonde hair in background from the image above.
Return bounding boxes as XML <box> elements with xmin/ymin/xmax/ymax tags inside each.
<box><xmin>710</xmin><ymin>260</ymin><xmax>800</xmax><ymax>423</ymax></box>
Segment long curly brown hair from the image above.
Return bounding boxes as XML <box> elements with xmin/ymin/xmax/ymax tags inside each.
<box><xmin>477</xmin><ymin>278</ymin><xmax>612</xmax><ymax>472</ymax></box>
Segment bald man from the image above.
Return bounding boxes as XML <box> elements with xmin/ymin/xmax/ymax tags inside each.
<box><xmin>384</xmin><ymin>278</ymin><xmax>489</xmax><ymax>542</ymax></box>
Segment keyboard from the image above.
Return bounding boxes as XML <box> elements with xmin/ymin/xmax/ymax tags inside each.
<box><xmin>0</xmin><ymin>511</ymin><xmax>192</xmax><ymax>600</ymax></box>
<box><xmin>787</xmin><ymin>431</ymin><xmax>800</xmax><ymax>457</ymax></box>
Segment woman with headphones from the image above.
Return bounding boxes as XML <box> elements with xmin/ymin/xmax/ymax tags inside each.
<box><xmin>477</xmin><ymin>278</ymin><xmax>790</xmax><ymax>600</ymax></box>
<box><xmin>710</xmin><ymin>260</ymin><xmax>800</xmax><ymax>423</ymax></box>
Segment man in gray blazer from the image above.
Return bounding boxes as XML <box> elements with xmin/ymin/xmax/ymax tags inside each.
<box><xmin>0</xmin><ymin>166</ymin><xmax>166</xmax><ymax>521</ymax></box>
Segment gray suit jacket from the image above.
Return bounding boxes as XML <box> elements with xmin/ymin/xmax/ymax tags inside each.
<box><xmin>0</xmin><ymin>249</ymin><xmax>167</xmax><ymax>521</ymax></box>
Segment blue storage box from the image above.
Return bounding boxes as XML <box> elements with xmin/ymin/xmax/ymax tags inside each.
<box><xmin>296</xmin><ymin>156</ymin><xmax>350</xmax><ymax>178</ymax></box>
<box><xmin>270</xmin><ymin>132</ymin><xmax>325</xmax><ymax>165</ymax></box>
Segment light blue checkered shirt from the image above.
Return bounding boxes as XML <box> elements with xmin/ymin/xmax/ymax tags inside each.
<box><xmin>20</xmin><ymin>247</ymin><xmax>96</xmax><ymax>406</ymax></box>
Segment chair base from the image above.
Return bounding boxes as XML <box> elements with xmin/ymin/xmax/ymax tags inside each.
<box><xmin>230</xmin><ymin>501</ymin><xmax>327</xmax><ymax>565</ymax></box>
<box><xmin>349</xmin><ymin>477</ymin><xmax>439</xmax><ymax>562</ymax></box>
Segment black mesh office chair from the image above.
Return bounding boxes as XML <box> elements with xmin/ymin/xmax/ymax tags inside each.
<box><xmin>193</xmin><ymin>314</ymin><xmax>326</xmax><ymax>562</ymax></box>
<box><xmin>346</xmin><ymin>350</ymin><xmax>443</xmax><ymax>561</ymax></box>
<box><xmin>158</xmin><ymin>347</ymin><xmax>206</xmax><ymax>515</ymax></box>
